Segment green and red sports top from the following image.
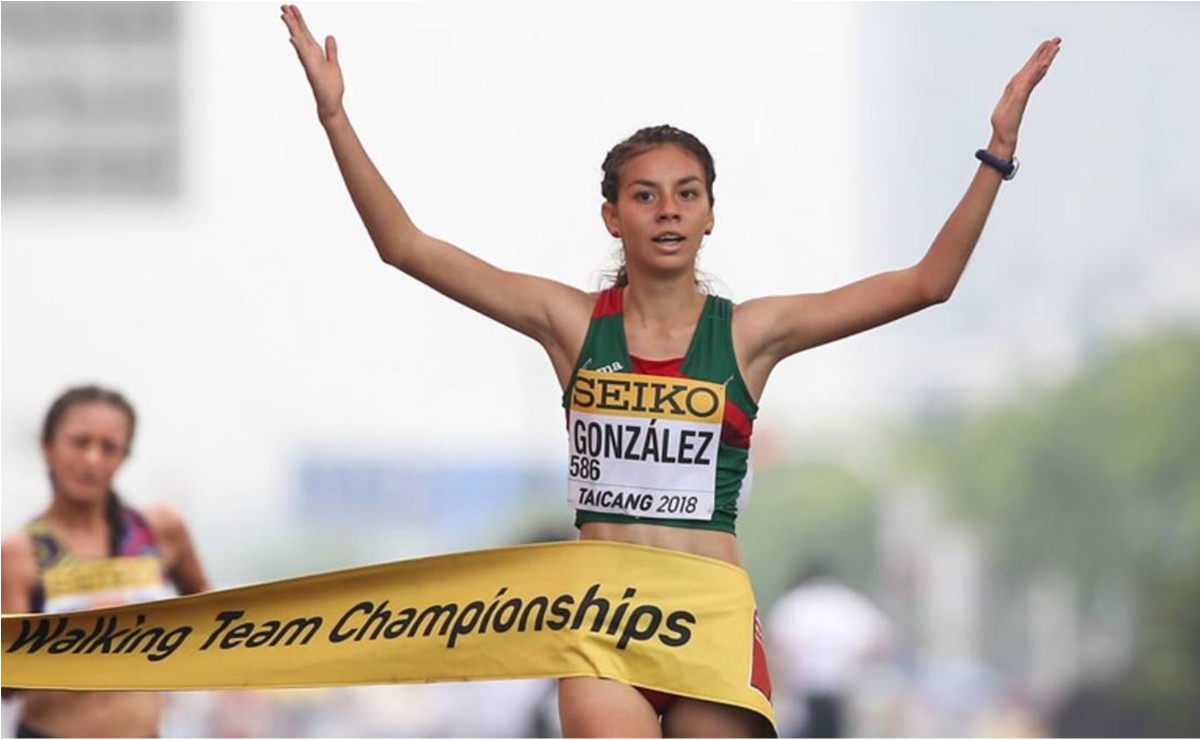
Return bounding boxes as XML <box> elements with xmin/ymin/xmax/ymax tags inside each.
<box><xmin>562</xmin><ymin>287</ymin><xmax>757</xmax><ymax>534</ymax></box>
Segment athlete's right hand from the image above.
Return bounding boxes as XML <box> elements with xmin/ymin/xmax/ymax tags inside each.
<box><xmin>281</xmin><ymin>4</ymin><xmax>344</xmax><ymax>123</ymax></box>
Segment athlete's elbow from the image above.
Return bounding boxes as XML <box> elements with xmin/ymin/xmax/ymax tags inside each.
<box><xmin>378</xmin><ymin>230</ymin><xmax>429</xmax><ymax>271</ymax></box>
<box><xmin>909</xmin><ymin>264</ymin><xmax>954</xmax><ymax>307</ymax></box>
<box><xmin>378</xmin><ymin>247</ymin><xmax>403</xmax><ymax>269</ymax></box>
<box><xmin>377</xmin><ymin>241</ymin><xmax>413</xmax><ymax>271</ymax></box>
<box><xmin>923</xmin><ymin>281</ymin><xmax>955</xmax><ymax>306</ymax></box>
<box><xmin>912</xmin><ymin>273</ymin><xmax>954</xmax><ymax>307</ymax></box>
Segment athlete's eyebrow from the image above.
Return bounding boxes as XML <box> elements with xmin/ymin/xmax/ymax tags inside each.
<box><xmin>627</xmin><ymin>176</ymin><xmax>703</xmax><ymax>189</ymax></box>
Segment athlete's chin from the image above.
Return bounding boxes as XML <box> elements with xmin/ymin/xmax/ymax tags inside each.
<box><xmin>628</xmin><ymin>256</ymin><xmax>698</xmax><ymax>281</ymax></box>
<box><xmin>60</xmin><ymin>478</ymin><xmax>110</xmax><ymax>501</ymax></box>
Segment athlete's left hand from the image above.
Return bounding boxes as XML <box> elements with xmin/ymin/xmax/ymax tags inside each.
<box><xmin>988</xmin><ymin>37</ymin><xmax>1061</xmax><ymax>157</ymax></box>
<box><xmin>281</xmin><ymin>4</ymin><xmax>345</xmax><ymax>124</ymax></box>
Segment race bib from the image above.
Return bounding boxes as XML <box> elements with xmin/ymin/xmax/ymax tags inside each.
<box><xmin>42</xmin><ymin>557</ymin><xmax>175</xmax><ymax>614</ymax></box>
<box><xmin>567</xmin><ymin>369</ymin><xmax>725</xmax><ymax>520</ymax></box>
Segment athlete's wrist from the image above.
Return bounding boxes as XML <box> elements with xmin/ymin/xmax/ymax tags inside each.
<box><xmin>318</xmin><ymin>105</ymin><xmax>348</xmax><ymax>128</ymax></box>
<box><xmin>984</xmin><ymin>134</ymin><xmax>1016</xmax><ymax>162</ymax></box>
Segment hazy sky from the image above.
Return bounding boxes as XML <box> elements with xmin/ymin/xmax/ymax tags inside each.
<box><xmin>2</xmin><ymin>3</ymin><xmax>1197</xmax><ymax>567</ymax></box>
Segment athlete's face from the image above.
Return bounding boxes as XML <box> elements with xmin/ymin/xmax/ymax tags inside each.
<box><xmin>602</xmin><ymin>144</ymin><xmax>714</xmax><ymax>280</ymax></box>
<box><xmin>42</xmin><ymin>402</ymin><xmax>131</xmax><ymax>506</ymax></box>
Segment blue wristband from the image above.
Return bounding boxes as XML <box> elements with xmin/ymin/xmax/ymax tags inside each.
<box><xmin>975</xmin><ymin>149</ymin><xmax>1019</xmax><ymax>180</ymax></box>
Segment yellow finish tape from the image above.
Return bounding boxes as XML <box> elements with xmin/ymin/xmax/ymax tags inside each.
<box><xmin>2</xmin><ymin>541</ymin><xmax>774</xmax><ymax>728</ymax></box>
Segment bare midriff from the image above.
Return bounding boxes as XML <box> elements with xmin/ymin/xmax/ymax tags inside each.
<box><xmin>21</xmin><ymin>690</ymin><xmax>162</xmax><ymax>738</ymax></box>
<box><xmin>578</xmin><ymin>521</ymin><xmax>742</xmax><ymax>567</ymax></box>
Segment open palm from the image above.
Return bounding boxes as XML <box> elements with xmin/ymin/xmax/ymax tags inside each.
<box><xmin>281</xmin><ymin>4</ymin><xmax>344</xmax><ymax>121</ymax></box>
<box><xmin>991</xmin><ymin>37</ymin><xmax>1061</xmax><ymax>149</ymax></box>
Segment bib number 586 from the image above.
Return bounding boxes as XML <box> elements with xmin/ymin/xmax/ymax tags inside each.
<box><xmin>570</xmin><ymin>455</ymin><xmax>600</xmax><ymax>481</ymax></box>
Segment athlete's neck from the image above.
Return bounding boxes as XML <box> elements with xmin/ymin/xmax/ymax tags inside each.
<box><xmin>622</xmin><ymin>278</ymin><xmax>706</xmax><ymax>331</ymax></box>
<box><xmin>45</xmin><ymin>496</ymin><xmax>109</xmax><ymax>536</ymax></box>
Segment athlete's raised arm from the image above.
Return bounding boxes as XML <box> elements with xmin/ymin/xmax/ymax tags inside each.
<box><xmin>280</xmin><ymin>5</ymin><xmax>592</xmax><ymax>384</ymax></box>
<box><xmin>144</xmin><ymin>504</ymin><xmax>210</xmax><ymax>596</ymax></box>
<box><xmin>734</xmin><ymin>38</ymin><xmax>1061</xmax><ymax>396</ymax></box>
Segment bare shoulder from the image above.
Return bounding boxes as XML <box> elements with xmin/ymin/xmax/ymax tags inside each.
<box><xmin>561</xmin><ymin>285</ymin><xmax>602</xmax><ymax>336</ymax></box>
<box><xmin>1</xmin><ymin>530</ymin><xmax>37</xmax><ymax>569</ymax></box>
<box><xmin>493</xmin><ymin>272</ymin><xmax>594</xmax><ymax>350</ymax></box>
<box><xmin>561</xmin><ymin>286</ymin><xmax>600</xmax><ymax>336</ymax></box>
<box><xmin>730</xmin><ymin>293</ymin><xmax>826</xmax><ymax>401</ymax></box>
<box><xmin>1</xmin><ymin>531</ymin><xmax>38</xmax><ymax>611</ymax></box>
<box><xmin>142</xmin><ymin>502</ymin><xmax>188</xmax><ymax>543</ymax></box>
<box><xmin>732</xmin><ymin>293</ymin><xmax>820</xmax><ymax>333</ymax></box>
<box><xmin>731</xmin><ymin>293</ymin><xmax>814</xmax><ymax>358</ymax></box>
<box><xmin>546</xmin><ymin>282</ymin><xmax>598</xmax><ymax>331</ymax></box>
<box><xmin>543</xmin><ymin>286</ymin><xmax>603</xmax><ymax>387</ymax></box>
<box><xmin>731</xmin><ymin>294</ymin><xmax>782</xmax><ymax>325</ymax></box>
<box><xmin>142</xmin><ymin>503</ymin><xmax>210</xmax><ymax>593</ymax></box>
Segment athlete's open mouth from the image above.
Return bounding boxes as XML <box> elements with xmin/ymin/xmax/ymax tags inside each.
<box><xmin>652</xmin><ymin>232</ymin><xmax>686</xmax><ymax>244</ymax></box>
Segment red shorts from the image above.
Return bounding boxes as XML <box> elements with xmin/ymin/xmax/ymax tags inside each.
<box><xmin>637</xmin><ymin>610</ymin><xmax>773</xmax><ymax>714</ymax></box>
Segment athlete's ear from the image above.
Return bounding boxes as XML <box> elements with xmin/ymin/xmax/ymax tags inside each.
<box><xmin>704</xmin><ymin>210</ymin><xmax>714</xmax><ymax>236</ymax></box>
<box><xmin>601</xmin><ymin>201</ymin><xmax>621</xmax><ymax>239</ymax></box>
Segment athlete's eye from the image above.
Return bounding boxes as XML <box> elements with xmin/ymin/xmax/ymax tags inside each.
<box><xmin>632</xmin><ymin>190</ymin><xmax>654</xmax><ymax>203</ymax></box>
<box><xmin>680</xmin><ymin>188</ymin><xmax>699</xmax><ymax>200</ymax></box>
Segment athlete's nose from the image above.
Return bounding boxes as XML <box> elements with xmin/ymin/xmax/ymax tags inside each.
<box><xmin>656</xmin><ymin>196</ymin><xmax>682</xmax><ymax>221</ymax></box>
<box><xmin>82</xmin><ymin>441</ymin><xmax>105</xmax><ymax>465</ymax></box>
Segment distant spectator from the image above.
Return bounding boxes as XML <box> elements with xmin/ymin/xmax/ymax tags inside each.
<box><xmin>767</xmin><ymin>563</ymin><xmax>895</xmax><ymax>737</ymax></box>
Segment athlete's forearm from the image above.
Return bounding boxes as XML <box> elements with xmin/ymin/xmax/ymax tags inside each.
<box><xmin>320</xmin><ymin>108</ymin><xmax>423</xmax><ymax>266</ymax></box>
<box><xmin>913</xmin><ymin>133</ymin><xmax>1012</xmax><ymax>302</ymax></box>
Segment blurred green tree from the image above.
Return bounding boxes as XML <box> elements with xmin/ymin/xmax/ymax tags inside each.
<box><xmin>918</xmin><ymin>328</ymin><xmax>1199</xmax><ymax>736</ymax></box>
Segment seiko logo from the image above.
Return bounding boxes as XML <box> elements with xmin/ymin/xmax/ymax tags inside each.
<box><xmin>572</xmin><ymin>375</ymin><xmax>722</xmax><ymax>420</ymax></box>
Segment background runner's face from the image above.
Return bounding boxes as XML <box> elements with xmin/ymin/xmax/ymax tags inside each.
<box><xmin>604</xmin><ymin>144</ymin><xmax>714</xmax><ymax>281</ymax></box>
<box><xmin>42</xmin><ymin>402</ymin><xmax>131</xmax><ymax>506</ymax></box>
